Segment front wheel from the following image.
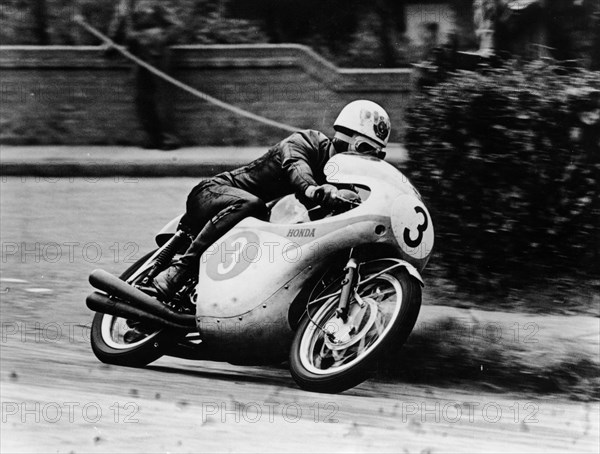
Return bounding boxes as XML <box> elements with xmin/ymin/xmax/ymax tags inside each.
<box><xmin>290</xmin><ymin>260</ymin><xmax>421</xmax><ymax>393</ymax></box>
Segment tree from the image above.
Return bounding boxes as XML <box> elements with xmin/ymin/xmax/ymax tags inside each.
<box><xmin>32</xmin><ymin>0</ymin><xmax>50</xmax><ymax>44</ymax></box>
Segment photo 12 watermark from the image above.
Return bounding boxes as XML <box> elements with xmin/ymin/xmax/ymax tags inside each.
<box><xmin>412</xmin><ymin>320</ymin><xmax>540</xmax><ymax>345</ymax></box>
<box><xmin>400</xmin><ymin>401</ymin><xmax>539</xmax><ymax>424</ymax></box>
<box><xmin>1</xmin><ymin>322</ymin><xmax>91</xmax><ymax>345</ymax></box>
<box><xmin>1</xmin><ymin>241</ymin><xmax>140</xmax><ymax>265</ymax></box>
<box><xmin>1</xmin><ymin>170</ymin><xmax>139</xmax><ymax>185</ymax></box>
<box><xmin>200</xmin><ymin>401</ymin><xmax>339</xmax><ymax>424</ymax></box>
<box><xmin>1</xmin><ymin>401</ymin><xmax>140</xmax><ymax>424</ymax></box>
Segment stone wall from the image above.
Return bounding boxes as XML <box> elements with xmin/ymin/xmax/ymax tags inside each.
<box><xmin>0</xmin><ymin>44</ymin><xmax>413</xmax><ymax>146</ymax></box>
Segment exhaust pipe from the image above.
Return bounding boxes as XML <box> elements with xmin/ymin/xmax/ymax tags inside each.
<box><xmin>88</xmin><ymin>269</ymin><xmax>196</xmax><ymax>328</ymax></box>
<box><xmin>86</xmin><ymin>291</ymin><xmax>193</xmax><ymax>330</ymax></box>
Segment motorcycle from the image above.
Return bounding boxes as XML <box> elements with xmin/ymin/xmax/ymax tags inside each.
<box><xmin>86</xmin><ymin>152</ymin><xmax>434</xmax><ymax>393</ymax></box>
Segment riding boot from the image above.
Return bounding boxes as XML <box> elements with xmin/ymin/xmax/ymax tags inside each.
<box><xmin>152</xmin><ymin>220</ymin><xmax>221</xmax><ymax>300</ymax></box>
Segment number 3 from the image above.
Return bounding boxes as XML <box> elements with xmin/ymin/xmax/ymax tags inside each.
<box><xmin>403</xmin><ymin>206</ymin><xmax>428</xmax><ymax>248</ymax></box>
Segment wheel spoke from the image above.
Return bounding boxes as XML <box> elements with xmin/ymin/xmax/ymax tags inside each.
<box><xmin>330</xmin><ymin>347</ymin><xmax>355</xmax><ymax>368</ymax></box>
<box><xmin>356</xmin><ymin>329</ymin><xmax>367</xmax><ymax>353</ymax></box>
<box><xmin>301</xmin><ymin>271</ymin><xmax>405</xmax><ymax>375</ymax></box>
<box><xmin>359</xmin><ymin>288</ymin><xmax>395</xmax><ymax>302</ymax></box>
<box><xmin>373</xmin><ymin>313</ymin><xmax>385</xmax><ymax>337</ymax></box>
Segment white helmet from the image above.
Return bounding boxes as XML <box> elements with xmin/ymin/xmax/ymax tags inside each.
<box><xmin>334</xmin><ymin>100</ymin><xmax>392</xmax><ymax>149</ymax></box>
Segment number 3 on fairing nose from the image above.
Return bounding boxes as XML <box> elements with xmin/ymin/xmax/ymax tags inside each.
<box><xmin>403</xmin><ymin>206</ymin><xmax>428</xmax><ymax>248</ymax></box>
<box><xmin>391</xmin><ymin>196</ymin><xmax>434</xmax><ymax>259</ymax></box>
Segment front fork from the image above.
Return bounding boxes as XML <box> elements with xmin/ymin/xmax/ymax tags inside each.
<box><xmin>336</xmin><ymin>256</ymin><xmax>359</xmax><ymax>322</ymax></box>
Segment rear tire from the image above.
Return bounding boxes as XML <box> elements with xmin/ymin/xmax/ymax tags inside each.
<box><xmin>90</xmin><ymin>250</ymin><xmax>175</xmax><ymax>367</ymax></box>
<box><xmin>290</xmin><ymin>260</ymin><xmax>421</xmax><ymax>393</ymax></box>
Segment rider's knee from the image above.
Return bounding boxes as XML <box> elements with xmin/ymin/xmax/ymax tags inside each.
<box><xmin>240</xmin><ymin>196</ymin><xmax>269</xmax><ymax>220</ymax></box>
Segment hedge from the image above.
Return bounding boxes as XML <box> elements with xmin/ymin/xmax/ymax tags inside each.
<box><xmin>405</xmin><ymin>60</ymin><xmax>599</xmax><ymax>292</ymax></box>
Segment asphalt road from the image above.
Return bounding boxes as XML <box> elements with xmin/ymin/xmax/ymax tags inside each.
<box><xmin>1</xmin><ymin>177</ymin><xmax>598</xmax><ymax>453</ymax></box>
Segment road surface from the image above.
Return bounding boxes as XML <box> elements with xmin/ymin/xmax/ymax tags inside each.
<box><xmin>1</xmin><ymin>177</ymin><xmax>598</xmax><ymax>453</ymax></box>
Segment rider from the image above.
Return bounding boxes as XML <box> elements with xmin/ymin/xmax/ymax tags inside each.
<box><xmin>152</xmin><ymin>100</ymin><xmax>392</xmax><ymax>300</ymax></box>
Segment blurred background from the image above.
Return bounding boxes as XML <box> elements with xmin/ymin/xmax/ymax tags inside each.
<box><xmin>1</xmin><ymin>1</ymin><xmax>597</xmax><ymax>308</ymax></box>
<box><xmin>0</xmin><ymin>0</ymin><xmax>598</xmax><ymax>403</ymax></box>
<box><xmin>1</xmin><ymin>0</ymin><xmax>599</xmax><ymax>67</ymax></box>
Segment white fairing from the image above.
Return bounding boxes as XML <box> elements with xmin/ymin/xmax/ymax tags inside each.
<box><xmin>325</xmin><ymin>154</ymin><xmax>433</xmax><ymax>260</ymax></box>
<box><xmin>195</xmin><ymin>153</ymin><xmax>434</xmax><ymax>324</ymax></box>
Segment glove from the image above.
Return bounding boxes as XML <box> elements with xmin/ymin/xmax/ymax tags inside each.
<box><xmin>336</xmin><ymin>188</ymin><xmax>361</xmax><ymax>205</ymax></box>
<box><xmin>306</xmin><ymin>184</ymin><xmax>339</xmax><ymax>208</ymax></box>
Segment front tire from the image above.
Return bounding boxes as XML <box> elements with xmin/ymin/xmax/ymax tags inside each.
<box><xmin>90</xmin><ymin>250</ymin><xmax>174</xmax><ymax>367</ymax></box>
<box><xmin>290</xmin><ymin>260</ymin><xmax>421</xmax><ymax>393</ymax></box>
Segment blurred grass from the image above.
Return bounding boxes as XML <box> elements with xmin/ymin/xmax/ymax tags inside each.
<box><xmin>378</xmin><ymin>317</ymin><xmax>600</xmax><ymax>402</ymax></box>
<box><xmin>422</xmin><ymin>264</ymin><xmax>600</xmax><ymax>317</ymax></box>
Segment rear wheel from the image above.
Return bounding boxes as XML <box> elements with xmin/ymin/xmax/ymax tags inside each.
<box><xmin>90</xmin><ymin>250</ymin><xmax>175</xmax><ymax>367</ymax></box>
<box><xmin>290</xmin><ymin>260</ymin><xmax>421</xmax><ymax>393</ymax></box>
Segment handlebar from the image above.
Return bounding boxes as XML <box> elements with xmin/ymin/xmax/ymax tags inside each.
<box><xmin>313</xmin><ymin>187</ymin><xmax>326</xmax><ymax>204</ymax></box>
<box><xmin>334</xmin><ymin>194</ymin><xmax>361</xmax><ymax>207</ymax></box>
<box><xmin>313</xmin><ymin>187</ymin><xmax>361</xmax><ymax>208</ymax></box>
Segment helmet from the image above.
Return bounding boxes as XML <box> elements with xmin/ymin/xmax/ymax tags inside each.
<box><xmin>334</xmin><ymin>100</ymin><xmax>392</xmax><ymax>149</ymax></box>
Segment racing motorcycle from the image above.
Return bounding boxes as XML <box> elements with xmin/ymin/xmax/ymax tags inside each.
<box><xmin>86</xmin><ymin>152</ymin><xmax>434</xmax><ymax>393</ymax></box>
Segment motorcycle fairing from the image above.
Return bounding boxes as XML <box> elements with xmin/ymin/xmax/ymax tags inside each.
<box><xmin>196</xmin><ymin>216</ymin><xmax>389</xmax><ymax>313</ymax></box>
<box><xmin>194</xmin><ymin>154</ymin><xmax>434</xmax><ymax>359</ymax></box>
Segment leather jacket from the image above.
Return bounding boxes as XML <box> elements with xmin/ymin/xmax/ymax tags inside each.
<box><xmin>212</xmin><ymin>129</ymin><xmax>335</xmax><ymax>203</ymax></box>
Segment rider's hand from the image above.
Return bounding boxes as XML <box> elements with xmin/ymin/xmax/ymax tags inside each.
<box><xmin>337</xmin><ymin>188</ymin><xmax>361</xmax><ymax>205</ymax></box>
<box><xmin>306</xmin><ymin>184</ymin><xmax>339</xmax><ymax>208</ymax></box>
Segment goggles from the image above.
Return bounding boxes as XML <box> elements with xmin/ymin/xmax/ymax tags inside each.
<box><xmin>353</xmin><ymin>137</ymin><xmax>385</xmax><ymax>158</ymax></box>
<box><xmin>335</xmin><ymin>132</ymin><xmax>386</xmax><ymax>159</ymax></box>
